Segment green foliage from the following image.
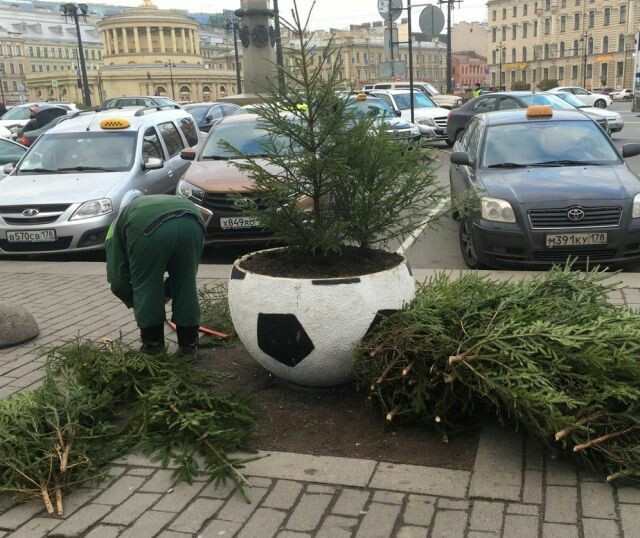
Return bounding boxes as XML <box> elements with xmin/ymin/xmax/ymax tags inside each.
<box><xmin>537</xmin><ymin>79</ymin><xmax>559</xmax><ymax>91</ymax></box>
<box><xmin>199</xmin><ymin>283</ymin><xmax>238</xmax><ymax>346</ymax></box>
<box><xmin>354</xmin><ymin>267</ymin><xmax>640</xmax><ymax>481</ymax></box>
<box><xmin>511</xmin><ymin>81</ymin><xmax>531</xmax><ymax>91</ymax></box>
<box><xmin>229</xmin><ymin>2</ymin><xmax>443</xmax><ymax>255</ymax></box>
<box><xmin>0</xmin><ymin>339</ymin><xmax>257</xmax><ymax>513</ymax></box>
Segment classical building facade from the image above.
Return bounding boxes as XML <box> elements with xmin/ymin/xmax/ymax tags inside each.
<box><xmin>452</xmin><ymin>52</ymin><xmax>488</xmax><ymax>91</ymax></box>
<box><xmin>487</xmin><ymin>0</ymin><xmax>639</xmax><ymax>91</ymax></box>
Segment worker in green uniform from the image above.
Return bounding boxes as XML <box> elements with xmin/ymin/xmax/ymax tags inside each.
<box><xmin>106</xmin><ymin>194</ymin><xmax>207</xmax><ymax>356</ymax></box>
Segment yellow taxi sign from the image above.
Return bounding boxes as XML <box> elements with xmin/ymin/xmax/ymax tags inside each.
<box><xmin>355</xmin><ymin>93</ymin><xmax>368</xmax><ymax>101</ymax></box>
<box><xmin>526</xmin><ymin>105</ymin><xmax>553</xmax><ymax>118</ymax></box>
<box><xmin>100</xmin><ymin>118</ymin><xmax>130</xmax><ymax>129</ymax></box>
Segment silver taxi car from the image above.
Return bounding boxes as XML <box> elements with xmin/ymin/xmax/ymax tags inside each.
<box><xmin>0</xmin><ymin>105</ymin><xmax>200</xmax><ymax>255</ymax></box>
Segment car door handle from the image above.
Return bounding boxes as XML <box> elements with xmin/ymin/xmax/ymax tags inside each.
<box><xmin>168</xmin><ymin>170</ymin><xmax>174</xmax><ymax>177</ymax></box>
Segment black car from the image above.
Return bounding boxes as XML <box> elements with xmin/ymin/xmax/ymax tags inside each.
<box><xmin>16</xmin><ymin>105</ymin><xmax>68</xmax><ymax>146</ymax></box>
<box><xmin>446</xmin><ymin>91</ymin><xmax>577</xmax><ymax>146</ymax></box>
<box><xmin>183</xmin><ymin>102</ymin><xmax>240</xmax><ymax>132</ymax></box>
<box><xmin>101</xmin><ymin>96</ymin><xmax>179</xmax><ymax>109</ymax></box>
<box><xmin>449</xmin><ymin>106</ymin><xmax>640</xmax><ymax>269</ymax></box>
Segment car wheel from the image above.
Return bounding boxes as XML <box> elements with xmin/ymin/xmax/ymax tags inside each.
<box><xmin>594</xmin><ymin>99</ymin><xmax>606</xmax><ymax>108</ymax></box>
<box><xmin>459</xmin><ymin>218</ymin><xmax>483</xmax><ymax>269</ymax></box>
<box><xmin>445</xmin><ymin>139</ymin><xmax>455</xmax><ymax>148</ymax></box>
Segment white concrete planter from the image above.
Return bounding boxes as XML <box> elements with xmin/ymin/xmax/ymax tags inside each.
<box><xmin>228</xmin><ymin>249</ymin><xmax>416</xmax><ymax>387</ymax></box>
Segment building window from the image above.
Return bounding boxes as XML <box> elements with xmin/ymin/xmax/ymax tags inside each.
<box><xmin>492</xmin><ymin>50</ymin><xmax>496</xmax><ymax>64</ymax></box>
<box><xmin>502</xmin><ymin>8</ymin><xmax>506</xmax><ymax>19</ymax></box>
<box><xmin>561</xmin><ymin>0</ymin><xmax>566</xmax><ymax>6</ymax></box>
<box><xmin>544</xmin><ymin>44</ymin><xmax>550</xmax><ymax>59</ymax></box>
<box><xmin>36</xmin><ymin>47</ymin><xmax>41</xmax><ymax>57</ymax></box>
<box><xmin>512</xmin><ymin>48</ymin><xmax>516</xmax><ymax>61</ymax></box>
<box><xmin>492</xmin><ymin>10</ymin><xmax>496</xmax><ymax>21</ymax></box>
<box><xmin>560</xmin><ymin>42</ymin><xmax>565</xmax><ymax>57</ymax></box>
<box><xmin>502</xmin><ymin>26</ymin><xmax>507</xmax><ymax>41</ymax></box>
<box><xmin>604</xmin><ymin>7</ymin><xmax>610</xmax><ymax>25</ymax></box>
<box><xmin>620</xmin><ymin>4</ymin><xmax>627</xmax><ymax>23</ymax></box>
<box><xmin>9</xmin><ymin>63</ymin><xmax>14</xmax><ymax>74</ymax></box>
<box><xmin>560</xmin><ymin>16</ymin><xmax>566</xmax><ymax>32</ymax></box>
<box><xmin>559</xmin><ymin>66</ymin><xmax>564</xmax><ymax>79</ymax></box>
<box><xmin>512</xmin><ymin>6</ymin><xmax>517</xmax><ymax>16</ymax></box>
<box><xmin>534</xmin><ymin>21</ymin><xmax>538</xmax><ymax>37</ymax></box>
<box><xmin>31</xmin><ymin>64</ymin><xmax>35</xmax><ymax>72</ymax></box>
<box><xmin>511</xmin><ymin>71</ymin><xmax>516</xmax><ymax>84</ymax></box>
<box><xmin>600</xmin><ymin>62</ymin><xmax>608</xmax><ymax>83</ymax></box>
<box><xmin>572</xmin><ymin>65</ymin><xmax>578</xmax><ymax>78</ymax></box>
<box><xmin>543</xmin><ymin>67</ymin><xmax>549</xmax><ymax>79</ymax></box>
<box><xmin>53</xmin><ymin>64</ymin><xmax>57</xmax><ymax>71</ymax></box>
<box><xmin>65</xmin><ymin>49</ymin><xmax>69</xmax><ymax>58</ymax></box>
<box><xmin>18</xmin><ymin>64</ymin><xmax>23</xmax><ymax>75</ymax></box>
<box><xmin>532</xmin><ymin>68</ymin><xmax>537</xmax><ymax>82</ymax></box>
<box><xmin>545</xmin><ymin>0</ymin><xmax>550</xmax><ymax>9</ymax></box>
<box><xmin>38</xmin><ymin>65</ymin><xmax>43</xmax><ymax>72</ymax></box>
<box><xmin>28</xmin><ymin>46</ymin><xmax>33</xmax><ymax>57</ymax></box>
<box><xmin>512</xmin><ymin>24</ymin><xmax>517</xmax><ymax>39</ymax></box>
<box><xmin>588</xmin><ymin>37</ymin><xmax>593</xmax><ymax>54</ymax></box>
<box><xmin>523</xmin><ymin>47</ymin><xmax>528</xmax><ymax>61</ymax></box>
<box><xmin>602</xmin><ymin>36</ymin><xmax>609</xmax><ymax>53</ymax></box>
<box><xmin>523</xmin><ymin>23</ymin><xmax>528</xmax><ymax>38</ymax></box>
<box><xmin>573</xmin><ymin>39</ymin><xmax>579</xmax><ymax>56</ymax></box>
<box><xmin>619</xmin><ymin>34</ymin><xmax>625</xmax><ymax>52</ymax></box>
<box><xmin>523</xmin><ymin>4</ymin><xmax>528</xmax><ymax>15</ymax></box>
<box><xmin>574</xmin><ymin>13</ymin><xmax>580</xmax><ymax>30</ymax></box>
<box><xmin>588</xmin><ymin>10</ymin><xmax>594</xmax><ymax>28</ymax></box>
<box><xmin>544</xmin><ymin>18</ymin><xmax>551</xmax><ymax>34</ymax></box>
<box><xmin>586</xmin><ymin>63</ymin><xmax>592</xmax><ymax>78</ymax></box>
<box><xmin>617</xmin><ymin>61</ymin><xmax>624</xmax><ymax>76</ymax></box>
<box><xmin>43</xmin><ymin>48</ymin><xmax>48</xmax><ymax>58</ymax></box>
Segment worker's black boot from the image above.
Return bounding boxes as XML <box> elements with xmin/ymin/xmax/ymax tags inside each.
<box><xmin>176</xmin><ymin>325</ymin><xmax>199</xmax><ymax>359</ymax></box>
<box><xmin>140</xmin><ymin>324</ymin><xmax>165</xmax><ymax>355</ymax></box>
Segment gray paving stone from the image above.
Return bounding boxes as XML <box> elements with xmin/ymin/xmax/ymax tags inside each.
<box><xmin>545</xmin><ymin>486</ymin><xmax>577</xmax><ymax>524</ymax></box>
<box><xmin>7</xmin><ymin>517</ymin><xmax>60</xmax><ymax>538</ymax></box>
<box><xmin>396</xmin><ymin>527</ymin><xmax>429</xmax><ymax>538</ymax></box>
<box><xmin>522</xmin><ymin>470</ymin><xmax>543</xmax><ymax>505</ymax></box>
<box><xmin>200</xmin><ymin>479</ymin><xmax>237</xmax><ymax>499</ymax></box>
<box><xmin>372</xmin><ymin>490</ymin><xmax>405</xmax><ymax>504</ymax></box>
<box><xmin>285</xmin><ymin>493</ymin><xmax>332</xmax><ymax>532</ymax></box>
<box><xmin>49</xmin><ymin>504</ymin><xmax>112</xmax><ymax>536</ymax></box>
<box><xmin>506</xmin><ymin>503</ymin><xmax>539</xmax><ymax>516</ymax></box>
<box><xmin>617</xmin><ymin>486</ymin><xmax>640</xmax><ymax>503</ymax></box>
<box><xmin>525</xmin><ymin>437</ymin><xmax>544</xmax><ymax>472</ymax></box>
<box><xmin>157</xmin><ymin>532</ymin><xmax>192</xmax><ymax>538</ymax></box>
<box><xmin>467</xmin><ymin>532</ymin><xmax>498</xmax><ymax>538</ymax></box>
<box><xmin>0</xmin><ymin>503</ymin><xmax>43</xmax><ymax>531</ymax></box>
<box><xmin>545</xmin><ymin>458</ymin><xmax>577</xmax><ymax>486</ymax></box>
<box><xmin>469</xmin><ymin>425</ymin><xmax>523</xmax><ymax>501</ymax></box>
<box><xmin>355</xmin><ymin>502</ymin><xmax>402</xmax><ymax>538</ymax></box>
<box><xmin>126</xmin><ymin>467</ymin><xmax>156</xmax><ymax>477</ymax></box>
<box><xmin>438</xmin><ymin>499</ymin><xmax>469</xmax><ymax>510</ymax></box>
<box><xmin>216</xmin><ymin>487</ymin><xmax>268</xmax><ymax>524</ymax></box>
<box><xmin>542</xmin><ymin>522</ymin><xmax>579</xmax><ymax>538</ymax></box>
<box><xmin>84</xmin><ymin>524</ymin><xmax>124</xmax><ymax>538</ymax></box>
<box><xmin>80</xmin><ymin>465</ymin><xmax>126</xmax><ymax>490</ymax></box>
<box><xmin>139</xmin><ymin>469</ymin><xmax>176</xmax><ymax>493</ymax></box>
<box><xmin>316</xmin><ymin>515</ymin><xmax>359</xmax><ymax>538</ymax></box>
<box><xmin>620</xmin><ymin>503</ymin><xmax>640</xmax><ymax>537</ymax></box>
<box><xmin>200</xmin><ymin>519</ymin><xmax>242</xmax><ymax>537</ymax></box>
<box><xmin>305</xmin><ymin>485</ymin><xmax>334</xmax><ymax>494</ymax></box>
<box><xmin>430</xmin><ymin>509</ymin><xmax>468</xmax><ymax>538</ymax></box>
<box><xmin>580</xmin><ymin>481</ymin><xmax>616</xmax><ymax>519</ymax></box>
<box><xmin>168</xmin><ymin>498</ymin><xmax>224</xmax><ymax>534</ymax></box>
<box><xmin>276</xmin><ymin>532</ymin><xmax>311</xmax><ymax>538</ymax></box>
<box><xmin>402</xmin><ymin>494</ymin><xmax>436</xmax><ymax>527</ymax></box>
<box><xmin>369</xmin><ymin>462</ymin><xmax>469</xmax><ymax>498</ymax></box>
<box><xmin>502</xmin><ymin>514</ymin><xmax>538</xmax><ymax>538</ymax></box>
<box><xmin>469</xmin><ymin>501</ymin><xmax>504</xmax><ymax>533</ymax></box>
<box><xmin>102</xmin><ymin>492</ymin><xmax>161</xmax><ymax>525</ymax></box>
<box><xmin>582</xmin><ymin>517</ymin><xmax>620</xmax><ymax>538</ymax></box>
<box><xmin>119</xmin><ymin>510</ymin><xmax>174</xmax><ymax>538</ymax></box>
<box><xmin>93</xmin><ymin>475</ymin><xmax>146</xmax><ymax>505</ymax></box>
<box><xmin>153</xmin><ymin>480</ymin><xmax>206</xmax><ymax>513</ymax></box>
<box><xmin>332</xmin><ymin>489</ymin><xmax>370</xmax><ymax>517</ymax></box>
<box><xmin>238</xmin><ymin>507</ymin><xmax>287</xmax><ymax>538</ymax></box>
<box><xmin>262</xmin><ymin>480</ymin><xmax>303</xmax><ymax>510</ymax></box>
<box><xmin>247</xmin><ymin>477</ymin><xmax>273</xmax><ymax>488</ymax></box>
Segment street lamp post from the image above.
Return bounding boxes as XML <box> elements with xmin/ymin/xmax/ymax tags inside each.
<box><xmin>495</xmin><ymin>43</ymin><xmax>505</xmax><ymax>91</ymax></box>
<box><xmin>224</xmin><ymin>19</ymin><xmax>242</xmax><ymax>94</ymax></box>
<box><xmin>580</xmin><ymin>32</ymin><xmax>591</xmax><ymax>89</ymax></box>
<box><xmin>164</xmin><ymin>61</ymin><xmax>176</xmax><ymax>100</ymax></box>
<box><xmin>60</xmin><ymin>3</ymin><xmax>91</xmax><ymax>107</ymax></box>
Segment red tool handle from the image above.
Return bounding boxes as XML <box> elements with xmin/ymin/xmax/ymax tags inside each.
<box><xmin>167</xmin><ymin>320</ymin><xmax>228</xmax><ymax>340</ymax></box>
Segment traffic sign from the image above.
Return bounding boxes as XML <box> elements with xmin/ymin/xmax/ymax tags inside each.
<box><xmin>384</xmin><ymin>27</ymin><xmax>399</xmax><ymax>60</ymax></box>
<box><xmin>379</xmin><ymin>61</ymin><xmax>406</xmax><ymax>79</ymax></box>
<box><xmin>51</xmin><ymin>80</ymin><xmax>58</xmax><ymax>88</ymax></box>
<box><xmin>378</xmin><ymin>0</ymin><xmax>403</xmax><ymax>22</ymax></box>
<box><xmin>419</xmin><ymin>5</ymin><xmax>445</xmax><ymax>39</ymax></box>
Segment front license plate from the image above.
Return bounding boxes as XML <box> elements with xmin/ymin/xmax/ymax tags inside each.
<box><xmin>220</xmin><ymin>217</ymin><xmax>260</xmax><ymax>230</ymax></box>
<box><xmin>545</xmin><ymin>232</ymin><xmax>607</xmax><ymax>248</ymax></box>
<box><xmin>7</xmin><ymin>229</ymin><xmax>57</xmax><ymax>242</ymax></box>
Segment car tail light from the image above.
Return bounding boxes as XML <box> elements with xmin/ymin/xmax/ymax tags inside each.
<box><xmin>19</xmin><ymin>136</ymin><xmax>30</xmax><ymax>146</ymax></box>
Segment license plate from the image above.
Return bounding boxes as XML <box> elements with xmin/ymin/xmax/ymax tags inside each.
<box><xmin>6</xmin><ymin>229</ymin><xmax>57</xmax><ymax>242</ymax></box>
<box><xmin>220</xmin><ymin>217</ymin><xmax>260</xmax><ymax>230</ymax></box>
<box><xmin>545</xmin><ymin>232</ymin><xmax>607</xmax><ymax>248</ymax></box>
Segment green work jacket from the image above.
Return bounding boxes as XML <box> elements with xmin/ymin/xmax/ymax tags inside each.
<box><xmin>106</xmin><ymin>195</ymin><xmax>205</xmax><ymax>307</ymax></box>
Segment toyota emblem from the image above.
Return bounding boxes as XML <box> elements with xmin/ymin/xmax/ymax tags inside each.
<box><xmin>567</xmin><ymin>208</ymin><xmax>585</xmax><ymax>222</ymax></box>
<box><xmin>22</xmin><ymin>208</ymin><xmax>40</xmax><ymax>217</ymax></box>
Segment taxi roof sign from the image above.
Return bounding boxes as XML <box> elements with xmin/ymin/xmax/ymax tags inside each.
<box><xmin>355</xmin><ymin>93</ymin><xmax>368</xmax><ymax>101</ymax></box>
<box><xmin>526</xmin><ymin>105</ymin><xmax>553</xmax><ymax>118</ymax></box>
<box><xmin>100</xmin><ymin>118</ymin><xmax>130</xmax><ymax>129</ymax></box>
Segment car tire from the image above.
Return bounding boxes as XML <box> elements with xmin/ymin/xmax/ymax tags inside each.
<box><xmin>459</xmin><ymin>218</ymin><xmax>483</xmax><ymax>269</ymax></box>
<box><xmin>594</xmin><ymin>99</ymin><xmax>606</xmax><ymax>108</ymax></box>
<box><xmin>445</xmin><ymin>139</ymin><xmax>455</xmax><ymax>148</ymax></box>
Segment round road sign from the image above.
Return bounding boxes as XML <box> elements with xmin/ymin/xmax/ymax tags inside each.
<box><xmin>378</xmin><ymin>0</ymin><xmax>403</xmax><ymax>22</ymax></box>
<box><xmin>419</xmin><ymin>4</ymin><xmax>445</xmax><ymax>39</ymax></box>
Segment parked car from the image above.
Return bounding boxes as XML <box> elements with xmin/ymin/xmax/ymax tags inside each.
<box><xmin>369</xmin><ymin>89</ymin><xmax>450</xmax><ymax>141</ymax></box>
<box><xmin>553</xmin><ymin>92</ymin><xmax>624</xmax><ymax>135</ymax></box>
<box><xmin>16</xmin><ymin>105</ymin><xmax>69</xmax><ymax>146</ymax></box>
<box><xmin>449</xmin><ymin>105</ymin><xmax>640</xmax><ymax>269</ymax></box>
<box><xmin>0</xmin><ymin>126</ymin><xmax>11</xmax><ymax>139</ymax></box>
<box><xmin>101</xmin><ymin>96</ymin><xmax>179</xmax><ymax>109</ymax></box>
<box><xmin>611</xmin><ymin>88</ymin><xmax>633</xmax><ymax>101</ymax></box>
<box><xmin>0</xmin><ymin>105</ymin><xmax>200</xmax><ymax>255</ymax></box>
<box><xmin>0</xmin><ymin>138</ymin><xmax>26</xmax><ymax>179</ymax></box>
<box><xmin>547</xmin><ymin>86</ymin><xmax>612</xmax><ymax>108</ymax></box>
<box><xmin>365</xmin><ymin>81</ymin><xmax>463</xmax><ymax>109</ymax></box>
<box><xmin>183</xmin><ymin>102</ymin><xmax>240</xmax><ymax>132</ymax></box>
<box><xmin>0</xmin><ymin>102</ymin><xmax>73</xmax><ymax>139</ymax></box>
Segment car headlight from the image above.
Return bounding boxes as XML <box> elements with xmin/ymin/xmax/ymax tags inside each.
<box><xmin>632</xmin><ymin>194</ymin><xmax>640</xmax><ymax>218</ymax></box>
<box><xmin>176</xmin><ymin>179</ymin><xmax>205</xmax><ymax>202</ymax></box>
<box><xmin>481</xmin><ymin>197</ymin><xmax>516</xmax><ymax>223</ymax></box>
<box><xmin>416</xmin><ymin>117</ymin><xmax>436</xmax><ymax>126</ymax></box>
<box><xmin>410</xmin><ymin>126</ymin><xmax>420</xmax><ymax>137</ymax></box>
<box><xmin>70</xmin><ymin>198</ymin><xmax>113</xmax><ymax>220</ymax></box>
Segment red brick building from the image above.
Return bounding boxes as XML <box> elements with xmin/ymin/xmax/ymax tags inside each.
<box><xmin>452</xmin><ymin>51</ymin><xmax>488</xmax><ymax>92</ymax></box>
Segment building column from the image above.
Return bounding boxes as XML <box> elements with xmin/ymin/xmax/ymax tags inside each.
<box><xmin>194</xmin><ymin>30</ymin><xmax>200</xmax><ymax>56</ymax></box>
<box><xmin>146</xmin><ymin>26</ymin><xmax>153</xmax><ymax>53</ymax></box>
<box><xmin>133</xmin><ymin>27</ymin><xmax>141</xmax><ymax>53</ymax></box>
<box><xmin>103</xmin><ymin>30</ymin><xmax>111</xmax><ymax>56</ymax></box>
<box><xmin>171</xmin><ymin>27</ymin><xmax>177</xmax><ymax>53</ymax></box>
<box><xmin>112</xmin><ymin>29</ymin><xmax>119</xmax><ymax>55</ymax></box>
<box><xmin>159</xmin><ymin>27</ymin><xmax>166</xmax><ymax>53</ymax></box>
<box><xmin>122</xmin><ymin>27</ymin><xmax>129</xmax><ymax>54</ymax></box>
<box><xmin>181</xmin><ymin>28</ymin><xmax>188</xmax><ymax>54</ymax></box>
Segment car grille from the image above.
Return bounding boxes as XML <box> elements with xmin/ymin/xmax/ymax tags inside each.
<box><xmin>533</xmin><ymin>249</ymin><xmax>617</xmax><ymax>262</ymax></box>
<box><xmin>528</xmin><ymin>206</ymin><xmax>622</xmax><ymax>229</ymax></box>
<box><xmin>0</xmin><ymin>237</ymin><xmax>73</xmax><ymax>252</ymax></box>
<box><xmin>201</xmin><ymin>193</ymin><xmax>265</xmax><ymax>213</ymax></box>
<box><xmin>434</xmin><ymin>116</ymin><xmax>448</xmax><ymax>128</ymax></box>
<box><xmin>0</xmin><ymin>204</ymin><xmax>70</xmax><ymax>226</ymax></box>
<box><xmin>596</xmin><ymin>118</ymin><xmax>608</xmax><ymax>130</ymax></box>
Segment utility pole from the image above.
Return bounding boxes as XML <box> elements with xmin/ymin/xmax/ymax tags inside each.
<box><xmin>164</xmin><ymin>61</ymin><xmax>176</xmax><ymax>99</ymax></box>
<box><xmin>495</xmin><ymin>43</ymin><xmax>505</xmax><ymax>91</ymax></box>
<box><xmin>272</xmin><ymin>0</ymin><xmax>285</xmax><ymax>93</ymax></box>
<box><xmin>407</xmin><ymin>0</ymin><xmax>414</xmax><ymax>122</ymax></box>
<box><xmin>581</xmin><ymin>32</ymin><xmax>590</xmax><ymax>89</ymax></box>
<box><xmin>61</xmin><ymin>3</ymin><xmax>91</xmax><ymax>107</ymax></box>
<box><xmin>225</xmin><ymin>19</ymin><xmax>242</xmax><ymax>94</ymax></box>
<box><xmin>438</xmin><ymin>0</ymin><xmax>461</xmax><ymax>94</ymax></box>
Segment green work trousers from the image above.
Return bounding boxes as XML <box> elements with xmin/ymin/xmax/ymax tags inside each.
<box><xmin>129</xmin><ymin>215</ymin><xmax>205</xmax><ymax>329</ymax></box>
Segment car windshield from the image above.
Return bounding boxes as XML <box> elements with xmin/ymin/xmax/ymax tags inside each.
<box><xmin>554</xmin><ymin>92</ymin><xmax>587</xmax><ymax>108</ymax></box>
<box><xmin>184</xmin><ymin>105</ymin><xmax>210</xmax><ymax>123</ymax></box>
<box><xmin>346</xmin><ymin>98</ymin><xmax>396</xmax><ymax>119</ymax></box>
<box><xmin>394</xmin><ymin>92</ymin><xmax>436</xmax><ymax>109</ymax></box>
<box><xmin>482</xmin><ymin>121</ymin><xmax>622</xmax><ymax>168</ymax></box>
<box><xmin>16</xmin><ymin>131</ymin><xmax>137</xmax><ymax>174</ymax></box>
<box><xmin>1</xmin><ymin>106</ymin><xmax>33</xmax><ymax>120</ymax></box>
<box><xmin>200</xmin><ymin>120</ymin><xmax>293</xmax><ymax>159</ymax></box>
<box><xmin>518</xmin><ymin>94</ymin><xmax>574</xmax><ymax>110</ymax></box>
<box><xmin>424</xmin><ymin>83</ymin><xmax>440</xmax><ymax>95</ymax></box>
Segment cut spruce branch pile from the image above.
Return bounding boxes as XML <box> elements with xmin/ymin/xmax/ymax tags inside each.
<box><xmin>354</xmin><ymin>267</ymin><xmax>640</xmax><ymax>482</ymax></box>
<box><xmin>0</xmin><ymin>338</ymin><xmax>257</xmax><ymax>514</ymax></box>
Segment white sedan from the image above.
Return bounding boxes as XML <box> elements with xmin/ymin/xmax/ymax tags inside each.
<box><xmin>548</xmin><ymin>86</ymin><xmax>612</xmax><ymax>109</ymax></box>
<box><xmin>611</xmin><ymin>89</ymin><xmax>633</xmax><ymax>101</ymax></box>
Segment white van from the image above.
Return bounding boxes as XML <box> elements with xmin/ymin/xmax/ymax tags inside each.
<box><xmin>365</xmin><ymin>82</ymin><xmax>462</xmax><ymax>109</ymax></box>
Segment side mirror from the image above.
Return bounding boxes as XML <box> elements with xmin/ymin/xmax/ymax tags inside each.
<box><xmin>622</xmin><ymin>143</ymin><xmax>640</xmax><ymax>159</ymax></box>
<box><xmin>143</xmin><ymin>157</ymin><xmax>164</xmax><ymax>170</ymax></box>
<box><xmin>395</xmin><ymin>109</ymin><xmax>402</xmax><ymax>117</ymax></box>
<box><xmin>450</xmin><ymin>151</ymin><xmax>473</xmax><ymax>167</ymax></box>
<box><xmin>2</xmin><ymin>163</ymin><xmax>15</xmax><ymax>175</ymax></box>
<box><xmin>180</xmin><ymin>149</ymin><xmax>196</xmax><ymax>161</ymax></box>
<box><xmin>205</xmin><ymin>115</ymin><xmax>213</xmax><ymax>122</ymax></box>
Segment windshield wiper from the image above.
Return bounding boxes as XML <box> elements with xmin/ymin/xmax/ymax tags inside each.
<box><xmin>18</xmin><ymin>167</ymin><xmax>59</xmax><ymax>174</ymax></box>
<box><xmin>56</xmin><ymin>166</ymin><xmax>117</xmax><ymax>172</ymax></box>
<box><xmin>487</xmin><ymin>162</ymin><xmax>528</xmax><ymax>168</ymax></box>
<box><xmin>530</xmin><ymin>160</ymin><xmax>602</xmax><ymax>167</ymax></box>
<box><xmin>201</xmin><ymin>155</ymin><xmax>229</xmax><ymax>160</ymax></box>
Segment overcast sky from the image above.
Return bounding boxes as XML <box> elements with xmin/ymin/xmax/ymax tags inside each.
<box><xmin>87</xmin><ymin>0</ymin><xmax>488</xmax><ymax>30</ymax></box>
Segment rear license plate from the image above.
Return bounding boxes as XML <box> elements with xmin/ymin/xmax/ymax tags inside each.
<box><xmin>220</xmin><ymin>217</ymin><xmax>260</xmax><ymax>230</ymax></box>
<box><xmin>545</xmin><ymin>232</ymin><xmax>607</xmax><ymax>248</ymax></box>
<box><xmin>7</xmin><ymin>229</ymin><xmax>57</xmax><ymax>242</ymax></box>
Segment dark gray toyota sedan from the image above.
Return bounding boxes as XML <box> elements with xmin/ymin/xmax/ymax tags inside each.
<box><xmin>449</xmin><ymin>106</ymin><xmax>640</xmax><ymax>269</ymax></box>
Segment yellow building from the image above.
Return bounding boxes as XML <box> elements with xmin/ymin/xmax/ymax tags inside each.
<box><xmin>0</xmin><ymin>30</ymin><xmax>28</xmax><ymax>105</ymax></box>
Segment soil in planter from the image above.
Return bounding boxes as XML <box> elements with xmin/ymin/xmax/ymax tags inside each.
<box><xmin>239</xmin><ymin>246</ymin><xmax>404</xmax><ymax>279</ymax></box>
<box><xmin>199</xmin><ymin>345</ymin><xmax>479</xmax><ymax>471</ymax></box>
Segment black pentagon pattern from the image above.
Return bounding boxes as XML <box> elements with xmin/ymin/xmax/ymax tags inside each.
<box><xmin>257</xmin><ymin>313</ymin><xmax>315</xmax><ymax>367</ymax></box>
<box><xmin>365</xmin><ymin>309</ymin><xmax>399</xmax><ymax>336</ymax></box>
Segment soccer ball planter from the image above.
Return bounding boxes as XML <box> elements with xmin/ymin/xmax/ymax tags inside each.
<box><xmin>228</xmin><ymin>249</ymin><xmax>416</xmax><ymax>387</ymax></box>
